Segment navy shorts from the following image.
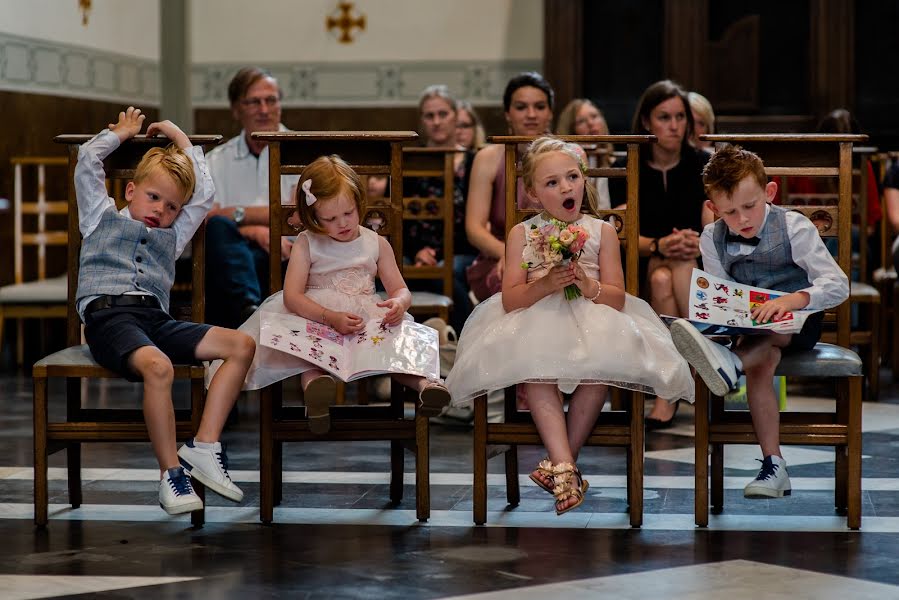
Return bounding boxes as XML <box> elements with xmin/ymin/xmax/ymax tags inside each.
<box><xmin>84</xmin><ymin>305</ymin><xmax>212</xmax><ymax>382</ymax></box>
<box><xmin>783</xmin><ymin>311</ymin><xmax>824</xmax><ymax>353</ymax></box>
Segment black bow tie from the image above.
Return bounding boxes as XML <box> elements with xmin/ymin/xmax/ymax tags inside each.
<box><xmin>725</xmin><ymin>232</ymin><xmax>761</xmax><ymax>246</ymax></box>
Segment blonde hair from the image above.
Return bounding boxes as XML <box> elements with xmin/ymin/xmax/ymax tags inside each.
<box><xmin>296</xmin><ymin>155</ymin><xmax>366</xmax><ymax>234</ymax></box>
<box><xmin>555</xmin><ymin>98</ymin><xmax>612</xmax><ymax>167</ymax></box>
<box><xmin>134</xmin><ymin>145</ymin><xmax>195</xmax><ymax>203</ymax></box>
<box><xmin>456</xmin><ymin>100</ymin><xmax>487</xmax><ymax>150</ymax></box>
<box><xmin>520</xmin><ymin>136</ymin><xmax>600</xmax><ymax>217</ymax></box>
<box><xmin>688</xmin><ymin>91</ymin><xmax>715</xmax><ymax>134</ymax></box>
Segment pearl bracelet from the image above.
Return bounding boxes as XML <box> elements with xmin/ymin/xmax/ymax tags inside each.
<box><xmin>584</xmin><ymin>281</ymin><xmax>602</xmax><ymax>301</ymax></box>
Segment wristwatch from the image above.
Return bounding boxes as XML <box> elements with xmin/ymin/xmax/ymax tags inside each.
<box><xmin>649</xmin><ymin>238</ymin><xmax>662</xmax><ymax>257</ymax></box>
<box><xmin>232</xmin><ymin>206</ymin><xmax>246</xmax><ymax>225</ymax></box>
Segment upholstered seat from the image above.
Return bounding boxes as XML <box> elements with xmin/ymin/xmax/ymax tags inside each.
<box><xmin>410</xmin><ymin>291</ymin><xmax>453</xmax><ymax>309</ymax></box>
<box><xmin>775</xmin><ymin>342</ymin><xmax>863</xmax><ymax>377</ymax></box>
<box><xmin>849</xmin><ymin>281</ymin><xmax>879</xmax><ymax>300</ymax></box>
<box><xmin>0</xmin><ymin>275</ymin><xmax>67</xmax><ymax>304</ymax></box>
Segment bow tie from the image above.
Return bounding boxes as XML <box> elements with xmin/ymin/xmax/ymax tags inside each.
<box><xmin>725</xmin><ymin>232</ymin><xmax>761</xmax><ymax>246</ymax></box>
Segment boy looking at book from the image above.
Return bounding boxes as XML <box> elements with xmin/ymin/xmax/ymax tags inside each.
<box><xmin>76</xmin><ymin>107</ymin><xmax>256</xmax><ymax>514</ymax></box>
<box><xmin>670</xmin><ymin>145</ymin><xmax>848</xmax><ymax>498</ymax></box>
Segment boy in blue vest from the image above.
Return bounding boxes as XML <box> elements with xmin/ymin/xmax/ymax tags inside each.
<box><xmin>76</xmin><ymin>107</ymin><xmax>256</xmax><ymax>515</ymax></box>
<box><xmin>670</xmin><ymin>145</ymin><xmax>848</xmax><ymax>498</ymax></box>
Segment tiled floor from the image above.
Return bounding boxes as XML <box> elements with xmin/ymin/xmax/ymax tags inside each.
<box><xmin>3</xmin><ymin>371</ymin><xmax>899</xmax><ymax>598</ymax></box>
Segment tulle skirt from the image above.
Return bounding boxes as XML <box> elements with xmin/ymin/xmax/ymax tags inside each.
<box><xmin>445</xmin><ymin>291</ymin><xmax>694</xmax><ymax>406</ymax></box>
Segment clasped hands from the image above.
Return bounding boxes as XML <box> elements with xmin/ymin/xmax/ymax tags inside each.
<box><xmin>542</xmin><ymin>259</ymin><xmax>600</xmax><ymax>298</ymax></box>
<box><xmin>658</xmin><ymin>228</ymin><xmax>701</xmax><ymax>260</ymax></box>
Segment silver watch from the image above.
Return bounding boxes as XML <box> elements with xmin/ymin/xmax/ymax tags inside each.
<box><xmin>232</xmin><ymin>206</ymin><xmax>246</xmax><ymax>225</ymax></box>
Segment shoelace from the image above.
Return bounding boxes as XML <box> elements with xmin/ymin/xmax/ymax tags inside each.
<box><xmin>754</xmin><ymin>458</ymin><xmax>779</xmax><ymax>482</ymax></box>
<box><xmin>215</xmin><ymin>445</ymin><xmax>232</xmax><ymax>481</ymax></box>
<box><xmin>169</xmin><ymin>471</ymin><xmax>195</xmax><ymax>497</ymax></box>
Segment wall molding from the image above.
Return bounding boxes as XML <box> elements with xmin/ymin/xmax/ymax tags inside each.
<box><xmin>0</xmin><ymin>32</ymin><xmax>159</xmax><ymax>105</ymax></box>
<box><xmin>191</xmin><ymin>60</ymin><xmax>540</xmax><ymax>107</ymax></box>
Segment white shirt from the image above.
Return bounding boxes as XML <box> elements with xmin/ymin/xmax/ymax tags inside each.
<box><xmin>699</xmin><ymin>204</ymin><xmax>849</xmax><ymax>311</ymax></box>
<box><xmin>205</xmin><ymin>123</ymin><xmax>300</xmax><ymax>208</ymax></box>
<box><xmin>74</xmin><ymin>129</ymin><xmax>216</xmax><ymax>316</ymax></box>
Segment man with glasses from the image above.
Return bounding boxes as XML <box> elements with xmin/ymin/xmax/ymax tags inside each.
<box><xmin>204</xmin><ymin>67</ymin><xmax>300</xmax><ymax>328</ymax></box>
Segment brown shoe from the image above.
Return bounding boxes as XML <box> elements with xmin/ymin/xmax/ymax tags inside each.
<box><xmin>304</xmin><ymin>375</ymin><xmax>336</xmax><ymax>434</ymax></box>
<box><xmin>418</xmin><ymin>380</ymin><xmax>451</xmax><ymax>418</ymax></box>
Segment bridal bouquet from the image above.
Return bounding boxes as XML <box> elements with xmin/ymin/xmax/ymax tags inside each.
<box><xmin>521</xmin><ymin>218</ymin><xmax>590</xmax><ymax>300</ymax></box>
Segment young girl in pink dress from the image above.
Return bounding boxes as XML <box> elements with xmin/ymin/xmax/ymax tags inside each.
<box><xmin>446</xmin><ymin>137</ymin><xmax>693</xmax><ymax>515</ymax></box>
<box><xmin>212</xmin><ymin>155</ymin><xmax>450</xmax><ymax>433</ymax></box>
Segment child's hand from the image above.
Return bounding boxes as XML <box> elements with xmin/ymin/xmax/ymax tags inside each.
<box><xmin>146</xmin><ymin>120</ymin><xmax>191</xmax><ymax>150</ymax></box>
<box><xmin>325</xmin><ymin>310</ymin><xmax>365</xmax><ymax>334</ymax></box>
<box><xmin>376</xmin><ymin>297</ymin><xmax>407</xmax><ymax>325</ymax></box>
<box><xmin>571</xmin><ymin>261</ymin><xmax>599</xmax><ymax>297</ymax></box>
<box><xmin>542</xmin><ymin>263</ymin><xmax>576</xmax><ymax>293</ymax></box>
<box><xmin>751</xmin><ymin>292</ymin><xmax>807</xmax><ymax>324</ymax></box>
<box><xmin>109</xmin><ymin>106</ymin><xmax>145</xmax><ymax>143</ymax></box>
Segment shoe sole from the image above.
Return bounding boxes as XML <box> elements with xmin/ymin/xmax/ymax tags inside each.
<box><xmin>419</xmin><ymin>385</ymin><xmax>451</xmax><ymax>418</ymax></box>
<box><xmin>160</xmin><ymin>498</ymin><xmax>203</xmax><ymax>515</ymax></box>
<box><xmin>179</xmin><ymin>456</ymin><xmax>244</xmax><ymax>503</ymax></box>
<box><xmin>305</xmin><ymin>375</ymin><xmax>336</xmax><ymax>434</ymax></box>
<box><xmin>744</xmin><ymin>486</ymin><xmax>792</xmax><ymax>499</ymax></box>
<box><xmin>670</xmin><ymin>320</ymin><xmax>734</xmax><ymax>397</ymax></box>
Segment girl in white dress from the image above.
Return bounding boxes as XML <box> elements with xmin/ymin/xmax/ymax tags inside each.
<box><xmin>214</xmin><ymin>155</ymin><xmax>450</xmax><ymax>433</ymax></box>
<box><xmin>445</xmin><ymin>137</ymin><xmax>693</xmax><ymax>515</ymax></box>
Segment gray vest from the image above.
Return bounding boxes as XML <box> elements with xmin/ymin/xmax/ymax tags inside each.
<box><xmin>76</xmin><ymin>207</ymin><xmax>177</xmax><ymax>312</ymax></box>
<box><xmin>712</xmin><ymin>204</ymin><xmax>810</xmax><ymax>293</ymax></box>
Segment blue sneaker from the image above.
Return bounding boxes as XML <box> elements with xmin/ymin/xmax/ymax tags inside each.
<box><xmin>159</xmin><ymin>466</ymin><xmax>203</xmax><ymax>515</ymax></box>
<box><xmin>744</xmin><ymin>455</ymin><xmax>792</xmax><ymax>499</ymax></box>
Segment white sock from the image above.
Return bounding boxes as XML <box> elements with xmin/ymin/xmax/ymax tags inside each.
<box><xmin>193</xmin><ymin>440</ymin><xmax>216</xmax><ymax>450</ymax></box>
<box><xmin>731</xmin><ymin>352</ymin><xmax>744</xmax><ymax>374</ymax></box>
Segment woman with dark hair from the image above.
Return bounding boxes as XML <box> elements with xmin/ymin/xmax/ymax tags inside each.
<box><xmin>465</xmin><ymin>72</ymin><xmax>555</xmax><ymax>302</ymax></box>
<box><xmin>609</xmin><ymin>79</ymin><xmax>712</xmax><ymax>428</ymax></box>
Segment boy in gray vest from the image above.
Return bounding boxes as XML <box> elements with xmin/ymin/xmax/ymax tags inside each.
<box><xmin>669</xmin><ymin>145</ymin><xmax>848</xmax><ymax>499</ymax></box>
<box><xmin>77</xmin><ymin>107</ymin><xmax>256</xmax><ymax>515</ymax></box>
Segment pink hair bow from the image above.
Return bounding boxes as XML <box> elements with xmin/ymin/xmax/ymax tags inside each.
<box><xmin>302</xmin><ymin>179</ymin><xmax>317</xmax><ymax>206</ymax></box>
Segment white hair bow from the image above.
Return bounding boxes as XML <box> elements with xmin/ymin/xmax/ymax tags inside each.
<box><xmin>302</xmin><ymin>179</ymin><xmax>317</xmax><ymax>206</ymax></box>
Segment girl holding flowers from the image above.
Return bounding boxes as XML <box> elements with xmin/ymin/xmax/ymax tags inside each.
<box><xmin>446</xmin><ymin>136</ymin><xmax>693</xmax><ymax>515</ymax></box>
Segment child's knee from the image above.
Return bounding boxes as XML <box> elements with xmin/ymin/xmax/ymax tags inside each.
<box><xmin>649</xmin><ymin>267</ymin><xmax>673</xmax><ymax>294</ymax></box>
<box><xmin>233</xmin><ymin>331</ymin><xmax>256</xmax><ymax>362</ymax></box>
<box><xmin>136</xmin><ymin>352</ymin><xmax>174</xmax><ymax>384</ymax></box>
<box><xmin>746</xmin><ymin>346</ymin><xmax>781</xmax><ymax>377</ymax></box>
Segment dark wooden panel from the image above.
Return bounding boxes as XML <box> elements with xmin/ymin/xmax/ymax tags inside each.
<box><xmin>543</xmin><ymin>0</ymin><xmax>583</xmax><ymax>111</ymax></box>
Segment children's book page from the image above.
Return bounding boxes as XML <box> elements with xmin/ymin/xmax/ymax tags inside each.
<box><xmin>259</xmin><ymin>311</ymin><xmax>439</xmax><ymax>382</ymax></box>
<box><xmin>666</xmin><ymin>268</ymin><xmax>816</xmax><ymax>335</ymax></box>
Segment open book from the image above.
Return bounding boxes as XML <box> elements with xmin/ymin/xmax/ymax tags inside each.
<box><xmin>660</xmin><ymin>268</ymin><xmax>818</xmax><ymax>336</ymax></box>
<box><xmin>259</xmin><ymin>310</ymin><xmax>439</xmax><ymax>383</ymax></box>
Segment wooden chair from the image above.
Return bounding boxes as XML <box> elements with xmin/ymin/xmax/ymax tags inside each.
<box><xmin>32</xmin><ymin>134</ymin><xmax>222</xmax><ymax>528</ymax></box>
<box><xmin>871</xmin><ymin>151</ymin><xmax>898</xmax><ymax>374</ymax></box>
<box><xmin>0</xmin><ymin>157</ymin><xmax>69</xmax><ymax>367</ymax></box>
<box><xmin>695</xmin><ymin>133</ymin><xmax>865</xmax><ymax>530</ymax></box>
<box><xmin>400</xmin><ymin>147</ymin><xmax>456</xmax><ymax>322</ymax></box>
<box><xmin>471</xmin><ymin>134</ymin><xmax>655</xmax><ymax>527</ymax></box>
<box><xmin>251</xmin><ymin>131</ymin><xmax>437</xmax><ymax>524</ymax></box>
<box><xmin>782</xmin><ymin>147</ymin><xmax>881</xmax><ymax>401</ymax></box>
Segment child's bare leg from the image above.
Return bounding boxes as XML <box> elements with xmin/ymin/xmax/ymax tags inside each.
<box><xmin>390</xmin><ymin>374</ymin><xmax>451</xmax><ymax>416</ymax></box>
<box><xmin>128</xmin><ymin>346</ymin><xmax>177</xmax><ymax>473</ymax></box>
<box><xmin>734</xmin><ymin>334</ymin><xmax>791</xmax><ymax>458</ymax></box>
<box><xmin>194</xmin><ymin>327</ymin><xmax>256</xmax><ymax>442</ymax></box>
<box><xmin>648</xmin><ymin>262</ymin><xmax>677</xmax><ymax>315</ymax></box>
<box><xmin>527</xmin><ymin>383</ymin><xmax>574</xmax><ymax>465</ymax></box>
<box><xmin>669</xmin><ymin>258</ymin><xmax>698</xmax><ymax>317</ymax></box>
<box><xmin>566</xmin><ymin>385</ymin><xmax>608</xmax><ymax>461</ymax></box>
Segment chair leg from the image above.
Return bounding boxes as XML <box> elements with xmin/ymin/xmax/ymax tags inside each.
<box><xmin>390</xmin><ymin>441</ymin><xmax>404</xmax><ymax>504</ymax></box>
<box><xmin>473</xmin><ymin>394</ymin><xmax>488</xmax><ymax>525</ymax></box>
<box><xmin>259</xmin><ymin>386</ymin><xmax>274</xmax><ymax>524</ymax></box>
<box><xmin>273</xmin><ymin>441</ymin><xmax>283</xmax><ymax>507</ymax></box>
<box><xmin>835</xmin><ymin>447</ymin><xmax>848</xmax><ymax>512</ymax></box>
<box><xmin>65</xmin><ymin>377</ymin><xmax>82</xmax><ymax>508</ymax></box>
<box><xmin>191</xmin><ymin>481</ymin><xmax>205</xmax><ymax>527</ymax></box>
<box><xmin>504</xmin><ymin>446</ymin><xmax>519</xmax><ymax>507</ymax></box>
<box><xmin>415</xmin><ymin>409</ymin><xmax>430</xmax><ymax>522</ymax></box>
<box><xmin>16</xmin><ymin>318</ymin><xmax>24</xmax><ymax>368</ymax></box>
<box><xmin>629</xmin><ymin>392</ymin><xmax>644</xmax><ymax>528</ymax></box>
<box><xmin>847</xmin><ymin>376</ymin><xmax>863</xmax><ymax>530</ymax></box>
<box><xmin>869</xmin><ymin>302</ymin><xmax>880</xmax><ymax>401</ymax></box>
<box><xmin>33</xmin><ymin>375</ymin><xmax>48</xmax><ymax>528</ymax></box>
<box><xmin>694</xmin><ymin>378</ymin><xmax>710</xmax><ymax>527</ymax></box>
<box><xmin>711</xmin><ymin>443</ymin><xmax>724</xmax><ymax>512</ymax></box>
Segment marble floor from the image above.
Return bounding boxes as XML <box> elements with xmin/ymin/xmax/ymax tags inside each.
<box><xmin>3</xmin><ymin>371</ymin><xmax>899</xmax><ymax>599</ymax></box>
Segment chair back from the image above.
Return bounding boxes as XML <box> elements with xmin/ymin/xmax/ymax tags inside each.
<box><xmin>11</xmin><ymin>157</ymin><xmax>69</xmax><ymax>284</ymax></box>
<box><xmin>489</xmin><ymin>134</ymin><xmax>655</xmax><ymax>295</ymax></box>
<box><xmin>54</xmin><ymin>134</ymin><xmax>222</xmax><ymax>346</ymax></box>
<box><xmin>400</xmin><ymin>146</ymin><xmax>457</xmax><ymax>298</ymax></box>
<box><xmin>250</xmin><ymin>131</ymin><xmax>419</xmax><ymax>295</ymax></box>
<box><xmin>701</xmin><ymin>133</ymin><xmax>867</xmax><ymax>346</ymax></box>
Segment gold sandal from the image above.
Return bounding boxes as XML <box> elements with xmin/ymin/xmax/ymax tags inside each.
<box><xmin>528</xmin><ymin>458</ymin><xmax>555</xmax><ymax>494</ymax></box>
<box><xmin>552</xmin><ymin>462</ymin><xmax>589</xmax><ymax>515</ymax></box>
<box><xmin>419</xmin><ymin>380</ymin><xmax>451</xmax><ymax>417</ymax></box>
<box><xmin>304</xmin><ymin>375</ymin><xmax>336</xmax><ymax>434</ymax></box>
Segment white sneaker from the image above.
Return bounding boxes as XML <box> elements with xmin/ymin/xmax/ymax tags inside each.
<box><xmin>159</xmin><ymin>466</ymin><xmax>203</xmax><ymax>515</ymax></box>
<box><xmin>744</xmin><ymin>455</ymin><xmax>792</xmax><ymax>498</ymax></box>
<box><xmin>670</xmin><ymin>319</ymin><xmax>742</xmax><ymax>397</ymax></box>
<box><xmin>178</xmin><ymin>439</ymin><xmax>244</xmax><ymax>502</ymax></box>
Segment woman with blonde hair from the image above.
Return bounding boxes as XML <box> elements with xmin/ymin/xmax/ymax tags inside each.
<box><xmin>556</xmin><ymin>98</ymin><xmax>612</xmax><ymax>208</ymax></box>
<box><xmin>688</xmin><ymin>91</ymin><xmax>715</xmax><ymax>152</ymax></box>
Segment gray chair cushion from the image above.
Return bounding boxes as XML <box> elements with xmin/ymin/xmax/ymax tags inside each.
<box><xmin>33</xmin><ymin>344</ymin><xmax>98</xmax><ymax>368</ymax></box>
<box><xmin>410</xmin><ymin>291</ymin><xmax>453</xmax><ymax>308</ymax></box>
<box><xmin>873</xmin><ymin>266</ymin><xmax>896</xmax><ymax>283</ymax></box>
<box><xmin>0</xmin><ymin>274</ymin><xmax>67</xmax><ymax>304</ymax></box>
<box><xmin>775</xmin><ymin>342</ymin><xmax>862</xmax><ymax>377</ymax></box>
<box><xmin>849</xmin><ymin>281</ymin><xmax>879</xmax><ymax>300</ymax></box>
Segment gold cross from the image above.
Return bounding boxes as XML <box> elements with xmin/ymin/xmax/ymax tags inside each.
<box><xmin>326</xmin><ymin>1</ymin><xmax>366</xmax><ymax>44</ymax></box>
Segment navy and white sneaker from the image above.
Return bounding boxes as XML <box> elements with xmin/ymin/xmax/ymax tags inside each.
<box><xmin>744</xmin><ymin>455</ymin><xmax>792</xmax><ymax>499</ymax></box>
<box><xmin>178</xmin><ymin>439</ymin><xmax>244</xmax><ymax>502</ymax></box>
<box><xmin>159</xmin><ymin>466</ymin><xmax>203</xmax><ymax>515</ymax></box>
<box><xmin>670</xmin><ymin>319</ymin><xmax>742</xmax><ymax>397</ymax></box>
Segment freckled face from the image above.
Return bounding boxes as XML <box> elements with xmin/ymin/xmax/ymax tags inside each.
<box><xmin>314</xmin><ymin>192</ymin><xmax>361</xmax><ymax>242</ymax></box>
<box><xmin>529</xmin><ymin>151</ymin><xmax>584</xmax><ymax>221</ymax></box>
<box><xmin>125</xmin><ymin>168</ymin><xmax>186</xmax><ymax>228</ymax></box>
